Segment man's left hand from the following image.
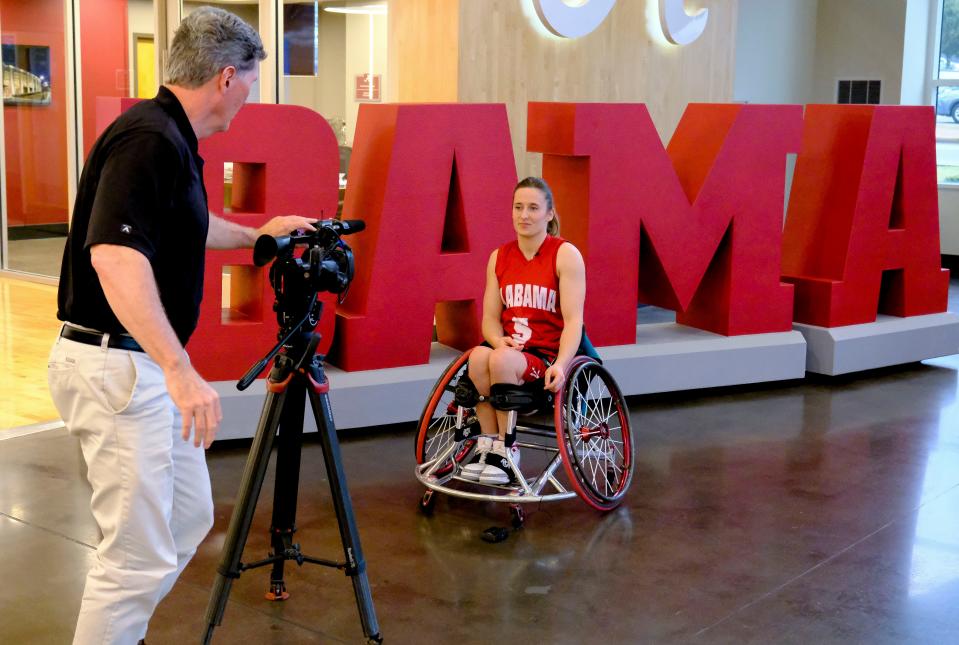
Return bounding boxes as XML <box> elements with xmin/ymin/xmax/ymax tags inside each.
<box><xmin>256</xmin><ymin>215</ymin><xmax>317</xmax><ymax>239</ymax></box>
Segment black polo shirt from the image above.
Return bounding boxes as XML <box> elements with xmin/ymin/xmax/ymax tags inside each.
<box><xmin>58</xmin><ymin>86</ymin><xmax>209</xmax><ymax>345</ymax></box>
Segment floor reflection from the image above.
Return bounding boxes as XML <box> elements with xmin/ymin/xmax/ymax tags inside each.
<box><xmin>5</xmin><ymin>236</ymin><xmax>66</xmax><ymax>276</ymax></box>
<box><xmin>909</xmin><ymin>365</ymin><xmax>959</xmax><ymax>600</ymax></box>
<box><xmin>3</xmin><ymin>293</ymin><xmax>959</xmax><ymax>642</ymax></box>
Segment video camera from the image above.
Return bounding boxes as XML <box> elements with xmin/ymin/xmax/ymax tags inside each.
<box><xmin>251</xmin><ymin>218</ymin><xmax>365</xmax><ymax>336</ymax></box>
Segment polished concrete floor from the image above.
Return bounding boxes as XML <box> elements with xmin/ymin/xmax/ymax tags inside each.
<box><xmin>3</xmin><ymin>328</ymin><xmax>959</xmax><ymax>643</ymax></box>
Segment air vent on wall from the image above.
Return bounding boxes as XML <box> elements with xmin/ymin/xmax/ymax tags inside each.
<box><xmin>837</xmin><ymin>79</ymin><xmax>881</xmax><ymax>104</ymax></box>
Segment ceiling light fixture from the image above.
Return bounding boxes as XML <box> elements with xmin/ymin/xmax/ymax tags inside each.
<box><xmin>323</xmin><ymin>3</ymin><xmax>387</xmax><ymax>15</ymax></box>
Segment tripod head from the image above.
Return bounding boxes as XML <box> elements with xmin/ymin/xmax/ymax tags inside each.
<box><xmin>237</xmin><ymin>218</ymin><xmax>365</xmax><ymax>390</ymax></box>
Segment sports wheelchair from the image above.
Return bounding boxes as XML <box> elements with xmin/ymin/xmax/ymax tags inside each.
<box><xmin>414</xmin><ymin>340</ymin><xmax>634</xmax><ymax>530</ymax></box>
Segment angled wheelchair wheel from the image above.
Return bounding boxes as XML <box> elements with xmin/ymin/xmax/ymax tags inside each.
<box><xmin>415</xmin><ymin>349</ymin><xmax>476</xmax><ymax>476</ymax></box>
<box><xmin>555</xmin><ymin>356</ymin><xmax>634</xmax><ymax>511</ymax></box>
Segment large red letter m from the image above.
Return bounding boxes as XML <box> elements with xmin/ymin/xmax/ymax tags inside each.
<box><xmin>528</xmin><ymin>103</ymin><xmax>802</xmax><ymax>344</ymax></box>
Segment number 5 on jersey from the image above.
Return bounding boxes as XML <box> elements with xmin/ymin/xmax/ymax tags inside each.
<box><xmin>512</xmin><ymin>317</ymin><xmax>532</xmax><ymax>344</ymax></box>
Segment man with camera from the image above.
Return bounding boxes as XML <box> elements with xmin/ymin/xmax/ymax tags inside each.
<box><xmin>47</xmin><ymin>8</ymin><xmax>315</xmax><ymax>644</ymax></box>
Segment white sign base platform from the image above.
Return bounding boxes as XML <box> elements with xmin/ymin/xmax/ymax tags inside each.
<box><xmin>793</xmin><ymin>313</ymin><xmax>959</xmax><ymax>376</ymax></box>
<box><xmin>213</xmin><ymin>323</ymin><xmax>809</xmax><ymax>440</ymax></box>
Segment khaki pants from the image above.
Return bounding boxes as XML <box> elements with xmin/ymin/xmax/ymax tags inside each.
<box><xmin>48</xmin><ymin>332</ymin><xmax>214</xmax><ymax>645</ymax></box>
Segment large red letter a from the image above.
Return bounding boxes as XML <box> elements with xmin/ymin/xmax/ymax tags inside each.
<box><xmin>330</xmin><ymin>104</ymin><xmax>516</xmax><ymax>371</ymax></box>
<box><xmin>781</xmin><ymin>105</ymin><xmax>949</xmax><ymax>326</ymax></box>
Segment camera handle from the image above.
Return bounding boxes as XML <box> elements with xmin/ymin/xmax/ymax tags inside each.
<box><xmin>203</xmin><ymin>317</ymin><xmax>382</xmax><ymax>644</ymax></box>
<box><xmin>236</xmin><ymin>293</ymin><xmax>319</xmax><ymax>391</ymax></box>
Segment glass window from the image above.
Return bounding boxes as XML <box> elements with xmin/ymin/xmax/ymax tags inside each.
<box><xmin>0</xmin><ymin>0</ymin><xmax>158</xmax><ymax>278</ymax></box>
<box><xmin>182</xmin><ymin>1</ymin><xmax>263</xmax><ymax>104</ymax></box>
<box><xmin>129</xmin><ymin>0</ymin><xmax>158</xmax><ymax>99</ymax></box>
<box><xmin>281</xmin><ymin>0</ymin><xmax>388</xmax><ymax>208</ymax></box>
<box><xmin>1</xmin><ymin>0</ymin><xmax>69</xmax><ymax>276</ymax></box>
<box><xmin>935</xmin><ymin>0</ymin><xmax>959</xmax><ymax>185</ymax></box>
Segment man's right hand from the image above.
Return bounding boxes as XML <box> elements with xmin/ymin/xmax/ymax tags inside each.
<box><xmin>90</xmin><ymin>244</ymin><xmax>222</xmax><ymax>447</ymax></box>
<box><xmin>164</xmin><ymin>363</ymin><xmax>222</xmax><ymax>448</ymax></box>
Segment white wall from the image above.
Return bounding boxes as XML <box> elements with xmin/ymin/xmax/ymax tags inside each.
<box><xmin>897</xmin><ymin>0</ymin><xmax>959</xmax><ymax>254</ymax></box>
<box><xmin>733</xmin><ymin>0</ymin><xmax>819</xmax><ymax>104</ymax></box>
<box><xmin>941</xmin><ymin>189</ymin><xmax>959</xmax><ymax>254</ymax></box>
<box><xmin>812</xmin><ymin>0</ymin><xmax>908</xmax><ymax>104</ymax></box>
<box><xmin>344</xmin><ymin>12</ymin><xmax>386</xmax><ymax>146</ymax></box>
<box><xmin>901</xmin><ymin>0</ymin><xmax>935</xmax><ymax>105</ymax></box>
<box><xmin>127</xmin><ymin>0</ymin><xmax>154</xmax><ymax>95</ymax></box>
<box><xmin>284</xmin><ymin>10</ymin><xmax>346</xmax><ymax>129</ymax></box>
<box><xmin>127</xmin><ymin>0</ymin><xmax>153</xmax><ymax>36</ymax></box>
<box><xmin>735</xmin><ymin>0</ymin><xmax>913</xmax><ymax>105</ymax></box>
<box><xmin>183</xmin><ymin>1</ymin><xmax>261</xmax><ymax>101</ymax></box>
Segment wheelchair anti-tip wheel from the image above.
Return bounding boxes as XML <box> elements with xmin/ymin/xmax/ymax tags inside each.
<box><xmin>415</xmin><ymin>349</ymin><xmax>477</xmax><ymax>478</ymax></box>
<box><xmin>555</xmin><ymin>357</ymin><xmax>634</xmax><ymax>511</ymax></box>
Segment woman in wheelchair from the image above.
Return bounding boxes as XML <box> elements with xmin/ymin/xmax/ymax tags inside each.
<box><xmin>461</xmin><ymin>176</ymin><xmax>587</xmax><ymax>485</ymax></box>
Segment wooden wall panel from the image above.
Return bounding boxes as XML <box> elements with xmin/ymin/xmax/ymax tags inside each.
<box><xmin>387</xmin><ymin>0</ymin><xmax>459</xmax><ymax>102</ymax></box>
<box><xmin>456</xmin><ymin>0</ymin><xmax>738</xmax><ymax>175</ymax></box>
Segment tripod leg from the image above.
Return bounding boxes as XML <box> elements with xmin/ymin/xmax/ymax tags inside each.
<box><xmin>202</xmin><ymin>385</ymin><xmax>288</xmax><ymax>644</ymax></box>
<box><xmin>307</xmin><ymin>386</ymin><xmax>382</xmax><ymax>643</ymax></box>
<box><xmin>265</xmin><ymin>379</ymin><xmax>306</xmax><ymax>600</ymax></box>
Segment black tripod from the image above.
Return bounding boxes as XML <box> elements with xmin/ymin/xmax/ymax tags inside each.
<box><xmin>202</xmin><ymin>320</ymin><xmax>382</xmax><ymax>644</ymax></box>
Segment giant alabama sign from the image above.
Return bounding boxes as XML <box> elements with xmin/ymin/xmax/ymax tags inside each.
<box><xmin>149</xmin><ymin>101</ymin><xmax>945</xmax><ymax>380</ymax></box>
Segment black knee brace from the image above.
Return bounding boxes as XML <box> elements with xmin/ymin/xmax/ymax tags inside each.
<box><xmin>488</xmin><ymin>383</ymin><xmax>536</xmax><ymax>411</ymax></box>
<box><xmin>453</xmin><ymin>374</ymin><xmax>480</xmax><ymax>408</ymax></box>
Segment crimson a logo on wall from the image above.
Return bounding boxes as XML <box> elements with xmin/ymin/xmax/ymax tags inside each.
<box><xmin>531</xmin><ymin>0</ymin><xmax>709</xmax><ymax>45</ymax></box>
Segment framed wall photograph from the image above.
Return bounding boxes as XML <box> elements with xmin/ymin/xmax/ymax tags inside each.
<box><xmin>2</xmin><ymin>44</ymin><xmax>52</xmax><ymax>105</ymax></box>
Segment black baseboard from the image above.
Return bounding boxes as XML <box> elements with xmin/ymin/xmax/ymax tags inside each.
<box><xmin>942</xmin><ymin>254</ymin><xmax>959</xmax><ymax>277</ymax></box>
<box><xmin>7</xmin><ymin>224</ymin><xmax>68</xmax><ymax>241</ymax></box>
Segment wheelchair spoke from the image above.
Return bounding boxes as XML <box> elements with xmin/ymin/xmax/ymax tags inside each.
<box><xmin>424</xmin><ymin>415</ymin><xmax>455</xmax><ymax>455</ymax></box>
<box><xmin>416</xmin><ymin>353</ymin><xmax>478</xmax><ymax>477</ymax></box>
<box><xmin>588</xmin><ymin>448</ymin><xmax>601</xmax><ymax>483</ymax></box>
<box><xmin>602</xmin><ymin>387</ymin><xmax>613</xmax><ymax>425</ymax></box>
<box><xmin>557</xmin><ymin>360</ymin><xmax>634</xmax><ymax>510</ymax></box>
<box><xmin>607</xmin><ymin>439</ymin><xmax>626</xmax><ymax>462</ymax></box>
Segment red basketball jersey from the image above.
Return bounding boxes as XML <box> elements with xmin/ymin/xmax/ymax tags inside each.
<box><xmin>495</xmin><ymin>235</ymin><xmax>568</xmax><ymax>360</ymax></box>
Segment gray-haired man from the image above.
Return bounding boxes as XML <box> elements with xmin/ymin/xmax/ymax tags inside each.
<box><xmin>49</xmin><ymin>8</ymin><xmax>314</xmax><ymax>643</ymax></box>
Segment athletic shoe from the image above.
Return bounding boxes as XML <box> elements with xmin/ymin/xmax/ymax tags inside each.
<box><xmin>479</xmin><ymin>439</ymin><xmax>521</xmax><ymax>485</ymax></box>
<box><xmin>460</xmin><ymin>435</ymin><xmax>496</xmax><ymax>481</ymax></box>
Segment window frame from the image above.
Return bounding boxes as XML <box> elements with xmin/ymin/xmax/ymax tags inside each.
<box><xmin>929</xmin><ymin>0</ymin><xmax>959</xmax><ymax>188</ymax></box>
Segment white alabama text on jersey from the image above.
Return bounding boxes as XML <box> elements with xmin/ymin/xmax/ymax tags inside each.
<box><xmin>501</xmin><ymin>283</ymin><xmax>557</xmax><ymax>313</ymax></box>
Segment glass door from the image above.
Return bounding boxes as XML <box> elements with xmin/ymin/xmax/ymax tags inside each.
<box><xmin>181</xmin><ymin>0</ymin><xmax>266</xmax><ymax>103</ymax></box>
<box><xmin>280</xmin><ymin>0</ymin><xmax>388</xmax><ymax>208</ymax></box>
<box><xmin>0</xmin><ymin>0</ymin><xmax>159</xmax><ymax>278</ymax></box>
<box><xmin>0</xmin><ymin>0</ymin><xmax>69</xmax><ymax>276</ymax></box>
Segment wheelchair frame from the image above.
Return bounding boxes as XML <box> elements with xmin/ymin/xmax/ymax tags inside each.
<box><xmin>414</xmin><ymin>349</ymin><xmax>634</xmax><ymax>524</ymax></box>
